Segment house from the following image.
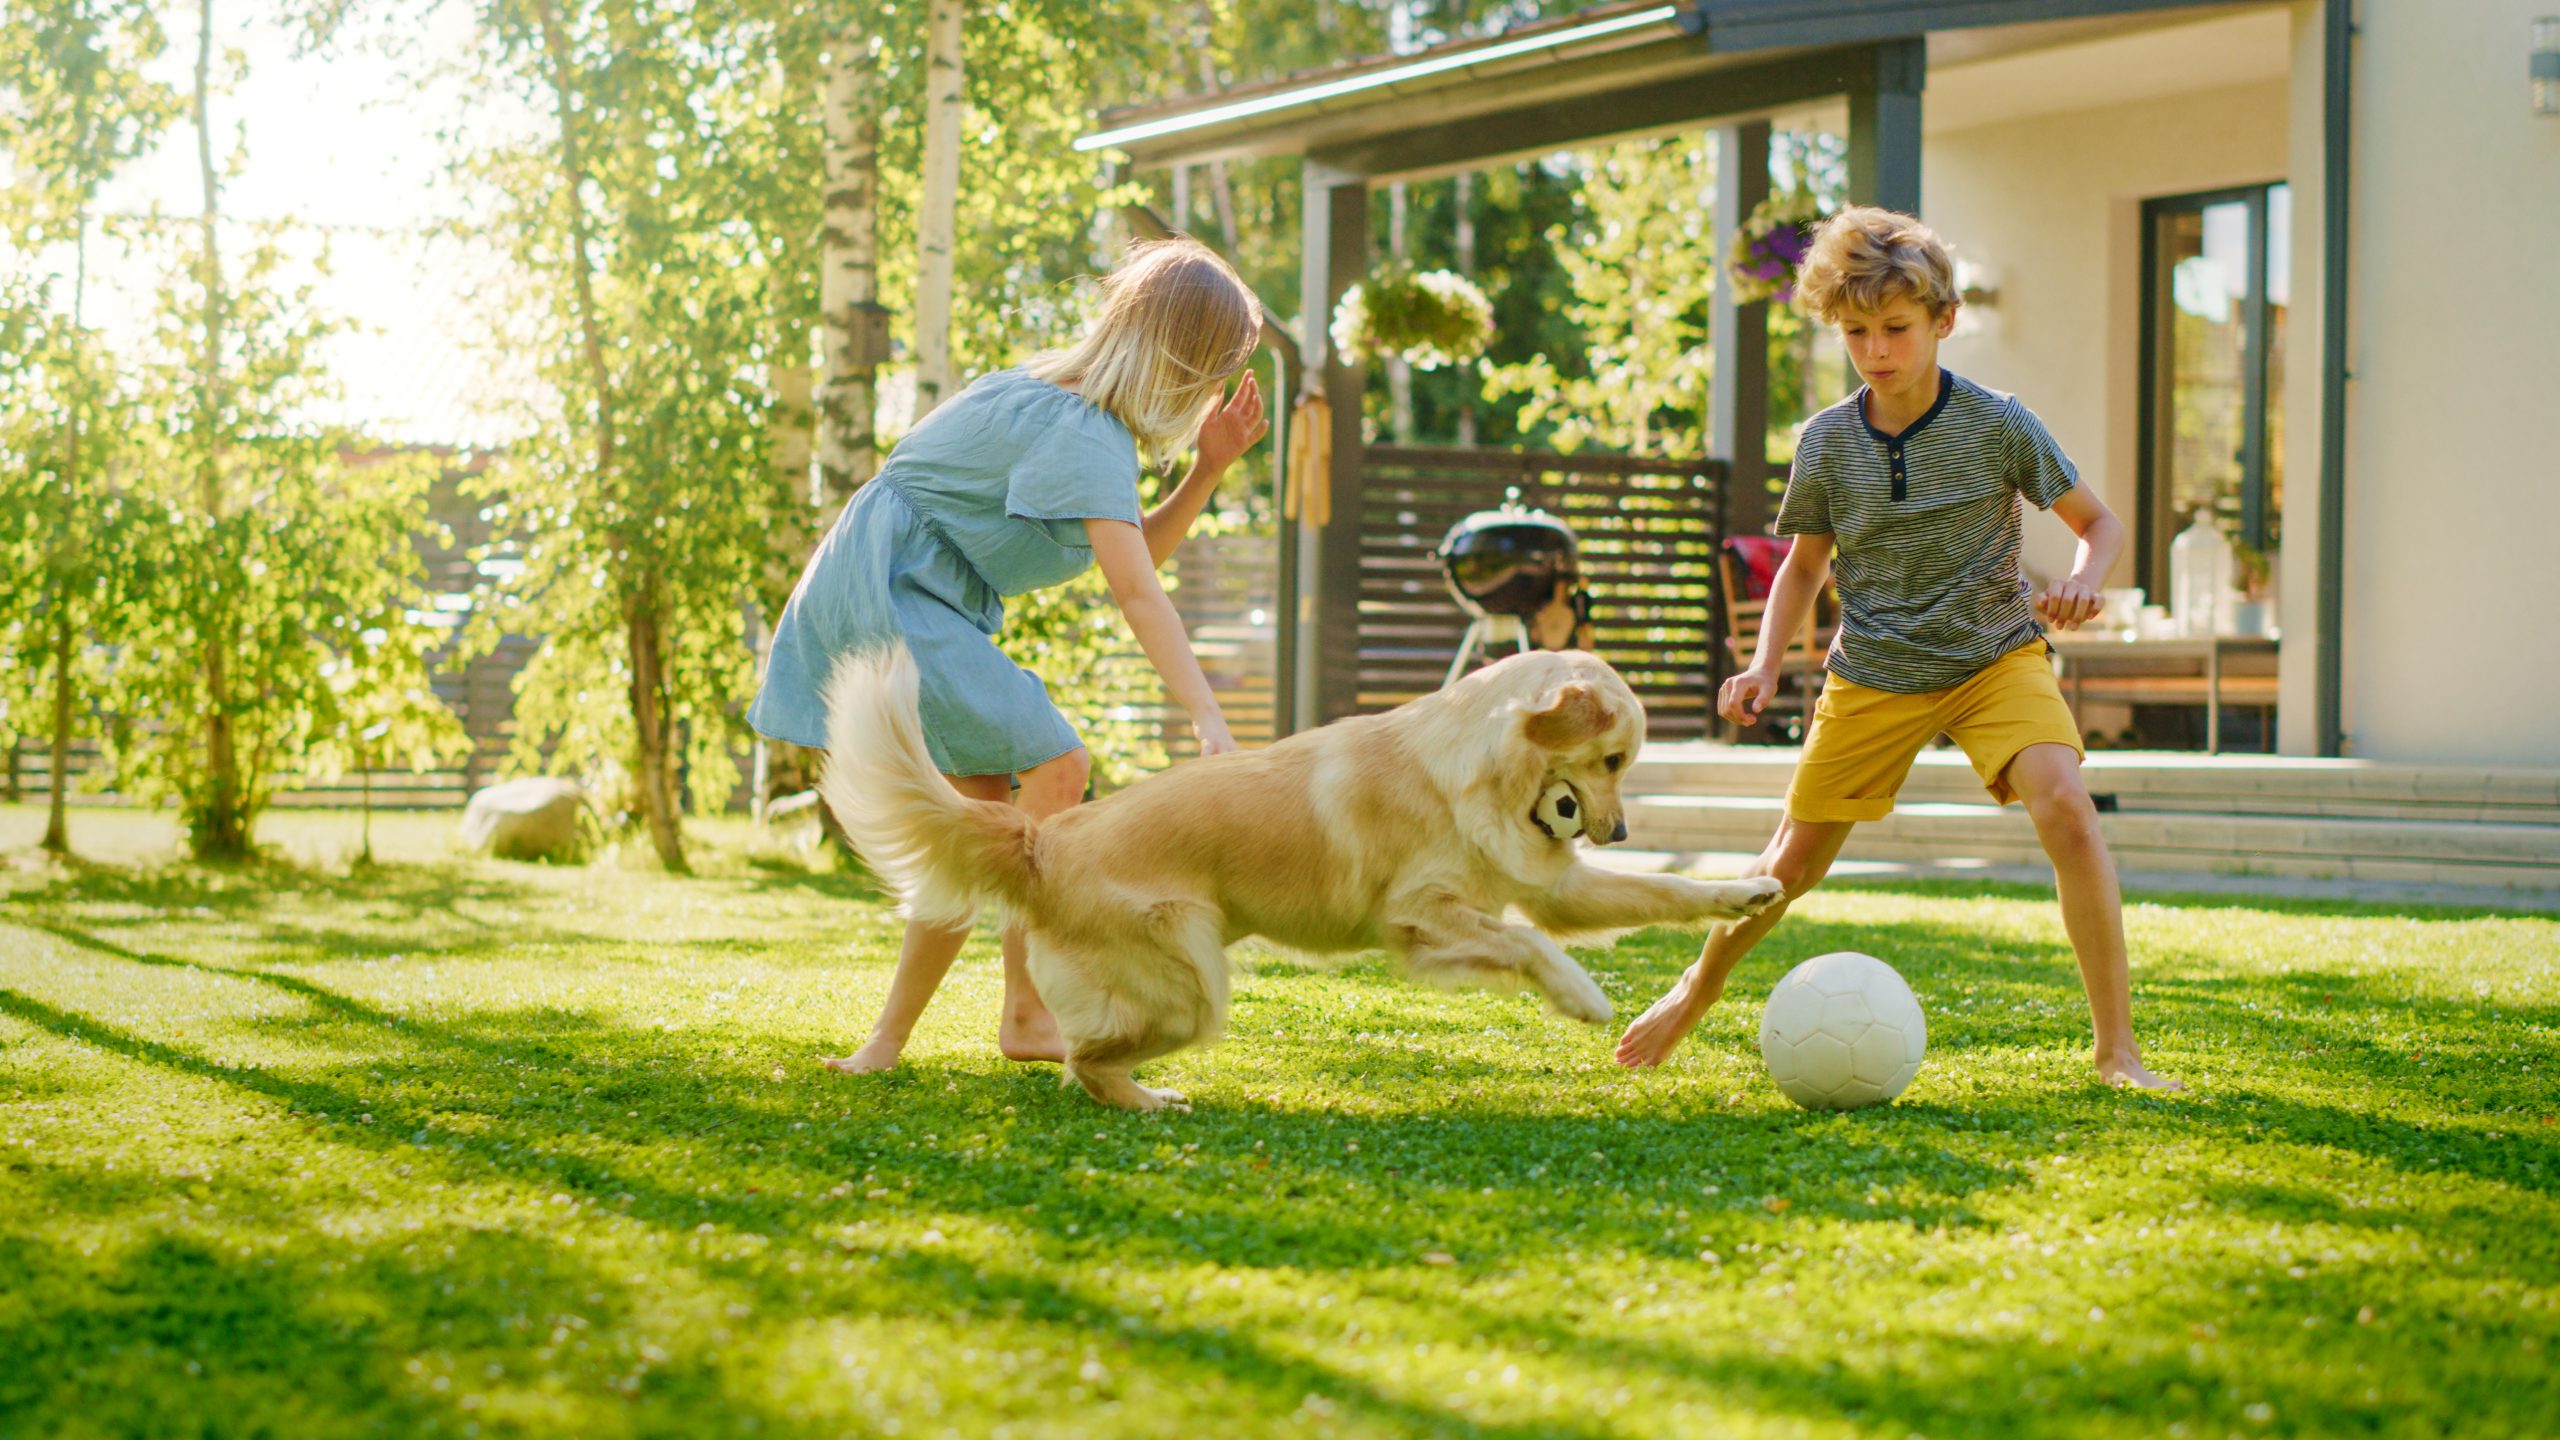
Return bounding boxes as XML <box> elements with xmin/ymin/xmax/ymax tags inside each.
<box><xmin>1080</xmin><ymin>0</ymin><xmax>2560</xmax><ymax>775</ymax></box>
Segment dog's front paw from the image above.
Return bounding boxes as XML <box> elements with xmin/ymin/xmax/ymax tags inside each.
<box><xmin>1541</xmin><ymin>963</ymin><xmax>1614</xmax><ymax>1025</ymax></box>
<box><xmin>1695</xmin><ymin>875</ymin><xmax>1786</xmax><ymax>919</ymax></box>
<box><xmin>1732</xmin><ymin>875</ymin><xmax>1788</xmax><ymax>917</ymax></box>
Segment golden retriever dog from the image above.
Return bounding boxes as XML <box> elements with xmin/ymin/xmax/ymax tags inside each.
<box><xmin>820</xmin><ymin>646</ymin><xmax>1785</xmax><ymax>1111</ymax></box>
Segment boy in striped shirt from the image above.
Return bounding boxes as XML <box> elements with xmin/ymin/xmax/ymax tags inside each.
<box><xmin>1616</xmin><ymin>206</ymin><xmax>2180</xmax><ymax>1091</ymax></box>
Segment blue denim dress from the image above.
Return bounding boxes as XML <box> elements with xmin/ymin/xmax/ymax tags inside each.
<box><xmin>750</xmin><ymin>369</ymin><xmax>1144</xmax><ymax>776</ymax></box>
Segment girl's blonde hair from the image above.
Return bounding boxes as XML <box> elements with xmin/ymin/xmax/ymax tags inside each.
<box><xmin>1795</xmin><ymin>205</ymin><xmax>1959</xmax><ymax>324</ymax></box>
<box><xmin>1026</xmin><ymin>237</ymin><xmax>1260</xmax><ymax>463</ymax></box>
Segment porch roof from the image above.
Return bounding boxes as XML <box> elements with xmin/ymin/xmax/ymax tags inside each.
<box><xmin>1077</xmin><ymin>0</ymin><xmax>2266</xmax><ymax>177</ymax></box>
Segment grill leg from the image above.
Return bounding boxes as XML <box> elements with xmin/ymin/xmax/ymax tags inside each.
<box><xmin>1446</xmin><ymin>614</ymin><xmax>1529</xmax><ymax>688</ymax></box>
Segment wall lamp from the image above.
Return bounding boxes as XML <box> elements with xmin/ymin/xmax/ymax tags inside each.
<box><xmin>2537</xmin><ymin>17</ymin><xmax>2560</xmax><ymax>116</ymax></box>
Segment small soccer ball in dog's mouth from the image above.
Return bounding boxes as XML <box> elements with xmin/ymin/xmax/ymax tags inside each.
<box><xmin>1532</xmin><ymin>780</ymin><xmax>1583</xmax><ymax>840</ymax></box>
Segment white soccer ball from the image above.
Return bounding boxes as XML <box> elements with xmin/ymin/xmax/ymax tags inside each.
<box><xmin>1532</xmin><ymin>779</ymin><xmax>1583</xmax><ymax>839</ymax></box>
<box><xmin>1758</xmin><ymin>951</ymin><xmax>1928</xmax><ymax>1111</ymax></box>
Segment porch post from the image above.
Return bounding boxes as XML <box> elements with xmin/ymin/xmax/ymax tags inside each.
<box><xmin>1295</xmin><ymin>161</ymin><xmax>1368</xmax><ymax>732</ymax></box>
<box><xmin>1846</xmin><ymin>38</ymin><xmax>1925</xmax><ymax>215</ymax></box>
<box><xmin>2311</xmin><ymin>0</ymin><xmax>2351</xmax><ymax>758</ymax></box>
<box><xmin>1712</xmin><ymin>118</ymin><xmax>1774</xmax><ymax>538</ymax></box>
<box><xmin>2276</xmin><ymin>0</ymin><xmax>2351</xmax><ymax>758</ymax></box>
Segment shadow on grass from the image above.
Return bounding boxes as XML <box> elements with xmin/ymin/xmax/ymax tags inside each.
<box><xmin>8</xmin><ymin>896</ymin><xmax>2554</xmax><ymax>1233</ymax></box>
<box><xmin>9</xmin><ymin>916</ymin><xmax>2554</xmax><ymax>1290</ymax></box>
<box><xmin>1348</xmin><ymin>1241</ymin><xmax>2552</xmax><ymax>1440</ymax></box>
<box><xmin>737</xmin><ymin>859</ymin><xmax>886</xmax><ymax>905</ymax></box>
<box><xmin>7</xmin><ymin>1156</ymin><xmax>2549</xmax><ymax>1440</ymax></box>
<box><xmin>10</xmin><ymin>885</ymin><xmax>2560</xmax><ymax>1437</ymax></box>
<box><xmin>5</xmin><ymin>852</ymin><xmax>539</xmax><ymax>924</ymax></box>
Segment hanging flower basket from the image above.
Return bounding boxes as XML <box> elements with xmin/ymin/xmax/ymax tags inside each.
<box><xmin>1329</xmin><ymin>266</ymin><xmax>1494</xmax><ymax>370</ymax></box>
<box><xmin>1727</xmin><ymin>191</ymin><xmax>1828</xmax><ymax>306</ymax></box>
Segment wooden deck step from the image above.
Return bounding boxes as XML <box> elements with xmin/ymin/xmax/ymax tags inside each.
<box><xmin>1623</xmin><ymin>790</ymin><xmax>2560</xmax><ymax>893</ymax></box>
<box><xmin>1630</xmin><ymin>745</ymin><xmax>2560</xmax><ymax>826</ymax></box>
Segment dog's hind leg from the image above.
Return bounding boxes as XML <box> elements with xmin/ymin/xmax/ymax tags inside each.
<box><xmin>1029</xmin><ymin>912</ymin><xmax>1224</xmax><ymax>1112</ymax></box>
<box><xmin>1065</xmin><ymin>1029</ymin><xmax>1195</xmax><ymax>1112</ymax></box>
<box><xmin>1387</xmin><ymin>888</ymin><xmax>1612</xmax><ymax>1024</ymax></box>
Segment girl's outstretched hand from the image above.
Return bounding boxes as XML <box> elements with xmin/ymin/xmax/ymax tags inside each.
<box><xmin>1194</xmin><ymin>714</ymin><xmax>1238</xmax><ymax>757</ymax></box>
<box><xmin>1194</xmin><ymin>373</ymin><xmax>1267</xmax><ymax>476</ymax></box>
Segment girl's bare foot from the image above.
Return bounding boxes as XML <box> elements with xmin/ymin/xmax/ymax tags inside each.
<box><xmin>1614</xmin><ymin>972</ymin><xmax>1717</xmax><ymax>1068</ymax></box>
<box><xmin>2096</xmin><ymin>1049</ymin><xmax>2184</xmax><ymax>1091</ymax></box>
<box><xmin>998</xmin><ymin>1004</ymin><xmax>1064</xmax><ymax>1064</ymax></box>
<box><xmin>822</xmin><ymin>1034</ymin><xmax>905</xmax><ymax>1074</ymax></box>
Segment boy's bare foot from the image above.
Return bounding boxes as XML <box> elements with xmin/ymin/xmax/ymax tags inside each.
<box><xmin>2096</xmin><ymin>1049</ymin><xmax>2184</xmax><ymax>1091</ymax></box>
<box><xmin>822</xmin><ymin>1034</ymin><xmax>905</xmax><ymax>1074</ymax></box>
<box><xmin>998</xmin><ymin>1006</ymin><xmax>1064</xmax><ymax>1064</ymax></box>
<box><xmin>1614</xmin><ymin>970</ymin><xmax>1722</xmax><ymax>1068</ymax></box>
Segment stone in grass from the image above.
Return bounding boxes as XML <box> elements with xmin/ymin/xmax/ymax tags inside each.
<box><xmin>458</xmin><ymin>777</ymin><xmax>593</xmax><ymax>861</ymax></box>
<box><xmin>764</xmin><ymin>787</ymin><xmax>855</xmax><ymax>857</ymax></box>
<box><xmin>764</xmin><ymin>788</ymin><xmax>827</xmax><ymax>855</ymax></box>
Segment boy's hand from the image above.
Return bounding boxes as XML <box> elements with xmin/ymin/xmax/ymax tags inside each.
<box><xmin>1192</xmin><ymin>374</ymin><xmax>1267</xmax><ymax>477</ymax></box>
<box><xmin>1718</xmin><ymin>667</ymin><xmax>1779</xmax><ymax>727</ymax></box>
<box><xmin>2035</xmin><ymin>576</ymin><xmax>2102</xmax><ymax>630</ymax></box>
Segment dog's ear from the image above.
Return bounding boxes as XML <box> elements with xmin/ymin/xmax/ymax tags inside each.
<box><xmin>1525</xmin><ymin>681</ymin><xmax>1616</xmax><ymax>750</ymax></box>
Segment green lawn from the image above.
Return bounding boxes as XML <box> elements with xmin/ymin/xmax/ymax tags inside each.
<box><xmin>2</xmin><ymin>804</ymin><xmax>2555</xmax><ymax>1439</ymax></box>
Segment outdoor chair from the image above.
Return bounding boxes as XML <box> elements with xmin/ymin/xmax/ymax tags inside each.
<box><xmin>1716</xmin><ymin>538</ymin><xmax>1835</xmax><ymax>745</ymax></box>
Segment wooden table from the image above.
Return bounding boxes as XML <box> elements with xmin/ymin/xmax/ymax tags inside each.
<box><xmin>2045</xmin><ymin>632</ymin><xmax>2280</xmax><ymax>754</ymax></box>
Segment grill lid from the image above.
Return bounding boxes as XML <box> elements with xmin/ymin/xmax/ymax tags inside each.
<box><xmin>1436</xmin><ymin>489</ymin><xmax>1580</xmax><ymax>619</ymax></box>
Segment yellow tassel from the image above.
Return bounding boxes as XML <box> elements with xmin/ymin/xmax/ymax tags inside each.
<box><xmin>1288</xmin><ymin>391</ymin><xmax>1333</xmax><ymax>529</ymax></box>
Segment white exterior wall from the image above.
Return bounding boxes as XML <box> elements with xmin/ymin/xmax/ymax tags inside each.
<box><xmin>2315</xmin><ymin>0</ymin><xmax>2560</xmax><ymax>765</ymax></box>
<box><xmin>1912</xmin><ymin>1</ymin><xmax>2559</xmax><ymax>767</ymax></box>
<box><xmin>1922</xmin><ymin>80</ymin><xmax>2291</xmax><ymax>588</ymax></box>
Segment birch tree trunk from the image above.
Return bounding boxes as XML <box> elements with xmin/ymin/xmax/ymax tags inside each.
<box><xmin>770</xmin><ymin>350</ymin><xmax>815</xmax><ymax>541</ymax></box>
<box><xmin>1386</xmin><ymin>181</ymin><xmax>1415</xmax><ymax>443</ymax></box>
<box><xmin>1206</xmin><ymin>160</ymin><xmax>1239</xmax><ymax>256</ymax></box>
<box><xmin>42</xmin><ymin>98</ymin><xmax>90</xmax><ymax>856</ymax></box>
<box><xmin>1455</xmin><ymin>170</ymin><xmax>1478</xmax><ymax>447</ymax></box>
<box><xmin>818</xmin><ymin>21</ymin><xmax>880</xmax><ymax>503</ymax></box>
<box><xmin>1189</xmin><ymin>9</ymin><xmax>1238</xmax><ymax>254</ymax></box>
<box><xmin>43</xmin><ymin>610</ymin><xmax>74</xmax><ymax>853</ymax></box>
<box><xmin>913</xmin><ymin>0</ymin><xmax>963</xmax><ymax>417</ymax></box>
<box><xmin>759</xmin><ymin>38</ymin><xmax>818</xmax><ymax>819</ymax></box>
<box><xmin>191</xmin><ymin>0</ymin><xmax>245</xmax><ymax>858</ymax></box>
<box><xmin>532</xmin><ymin>0</ymin><xmax>686</xmax><ymax>871</ymax></box>
<box><xmin>768</xmin><ymin>41</ymin><xmax>817</xmax><ymax>570</ymax></box>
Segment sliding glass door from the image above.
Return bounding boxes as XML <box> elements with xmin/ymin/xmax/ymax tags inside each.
<box><xmin>2137</xmin><ymin>183</ymin><xmax>2290</xmax><ymax>594</ymax></box>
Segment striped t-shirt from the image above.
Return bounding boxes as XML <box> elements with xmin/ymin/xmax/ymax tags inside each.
<box><xmin>1775</xmin><ymin>370</ymin><xmax>2079</xmax><ymax>693</ymax></box>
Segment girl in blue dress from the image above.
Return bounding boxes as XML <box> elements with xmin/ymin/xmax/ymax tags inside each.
<box><xmin>751</xmin><ymin>238</ymin><xmax>1268</xmax><ymax>1075</ymax></box>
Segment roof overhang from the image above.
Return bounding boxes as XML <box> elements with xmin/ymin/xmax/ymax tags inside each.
<box><xmin>1078</xmin><ymin>0</ymin><xmax>2266</xmax><ymax>176</ymax></box>
<box><xmin>1075</xmin><ymin>3</ymin><xmax>1693</xmax><ymax>160</ymax></box>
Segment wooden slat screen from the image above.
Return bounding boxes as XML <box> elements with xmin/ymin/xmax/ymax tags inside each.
<box><xmin>1352</xmin><ymin>446</ymin><xmax>1728</xmax><ymax>739</ymax></box>
<box><xmin>1083</xmin><ymin>532</ymin><xmax>1281</xmax><ymax>773</ymax></box>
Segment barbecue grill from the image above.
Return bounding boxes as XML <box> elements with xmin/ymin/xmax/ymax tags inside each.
<box><xmin>1434</xmin><ymin>488</ymin><xmax>1591</xmax><ymax>684</ymax></box>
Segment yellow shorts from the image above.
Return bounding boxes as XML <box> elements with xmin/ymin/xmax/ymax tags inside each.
<box><xmin>1785</xmin><ymin>641</ymin><xmax>2084</xmax><ymax>823</ymax></box>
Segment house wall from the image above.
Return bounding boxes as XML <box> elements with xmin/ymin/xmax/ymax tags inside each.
<box><xmin>1919</xmin><ymin>0</ymin><xmax>2559</xmax><ymax>768</ymax></box>
<box><xmin>1920</xmin><ymin>80</ymin><xmax>2291</xmax><ymax>589</ymax></box>
<box><xmin>2309</xmin><ymin>0</ymin><xmax>2560</xmax><ymax>766</ymax></box>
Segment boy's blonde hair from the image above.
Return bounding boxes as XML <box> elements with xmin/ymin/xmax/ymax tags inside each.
<box><xmin>1795</xmin><ymin>206</ymin><xmax>1959</xmax><ymax>324</ymax></box>
<box><xmin>1027</xmin><ymin>237</ymin><xmax>1260</xmax><ymax>464</ymax></box>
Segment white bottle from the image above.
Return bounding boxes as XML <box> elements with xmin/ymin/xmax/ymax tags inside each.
<box><xmin>2169</xmin><ymin>510</ymin><xmax>2232</xmax><ymax>638</ymax></box>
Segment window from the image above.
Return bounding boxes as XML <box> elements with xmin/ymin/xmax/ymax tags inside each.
<box><xmin>2136</xmin><ymin>183</ymin><xmax>2289</xmax><ymax>595</ymax></box>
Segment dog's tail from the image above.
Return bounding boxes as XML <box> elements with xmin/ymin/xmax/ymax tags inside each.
<box><xmin>818</xmin><ymin>646</ymin><xmax>1037</xmax><ymax>929</ymax></box>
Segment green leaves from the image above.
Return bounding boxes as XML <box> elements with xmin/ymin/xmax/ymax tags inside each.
<box><xmin>1482</xmin><ymin>134</ymin><xmax>1720</xmax><ymax>459</ymax></box>
<box><xmin>0</xmin><ymin>0</ymin><xmax>181</xmax><ymax>241</ymax></box>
